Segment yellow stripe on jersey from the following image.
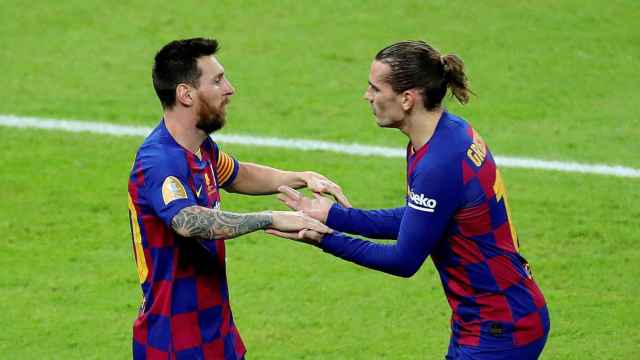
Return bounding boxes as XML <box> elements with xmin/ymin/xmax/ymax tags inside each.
<box><xmin>217</xmin><ymin>151</ymin><xmax>236</xmax><ymax>185</ymax></box>
<box><xmin>218</xmin><ymin>157</ymin><xmax>231</xmax><ymax>175</ymax></box>
<box><xmin>128</xmin><ymin>194</ymin><xmax>148</xmax><ymax>284</ymax></box>
<box><xmin>493</xmin><ymin>170</ymin><xmax>519</xmax><ymax>251</ymax></box>
<box><xmin>217</xmin><ymin>161</ymin><xmax>231</xmax><ymax>183</ymax></box>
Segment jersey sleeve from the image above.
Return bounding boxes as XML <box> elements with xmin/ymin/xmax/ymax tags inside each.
<box><xmin>326</xmin><ymin>205</ymin><xmax>405</xmax><ymax>240</ymax></box>
<box><xmin>139</xmin><ymin>148</ymin><xmax>198</xmax><ymax>227</ymax></box>
<box><xmin>216</xmin><ymin>150</ymin><xmax>239</xmax><ymax>188</ymax></box>
<box><xmin>319</xmin><ymin>158</ymin><xmax>462</xmax><ymax>277</ymax></box>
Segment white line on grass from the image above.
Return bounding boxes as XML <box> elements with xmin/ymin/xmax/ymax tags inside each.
<box><xmin>1</xmin><ymin>114</ymin><xmax>638</xmax><ymax>178</ymax></box>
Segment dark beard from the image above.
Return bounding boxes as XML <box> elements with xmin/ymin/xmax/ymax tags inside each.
<box><xmin>196</xmin><ymin>113</ymin><xmax>225</xmax><ymax>134</ymax></box>
<box><xmin>195</xmin><ymin>98</ymin><xmax>225</xmax><ymax>134</ymax></box>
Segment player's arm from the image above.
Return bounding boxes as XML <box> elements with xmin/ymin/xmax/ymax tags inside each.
<box><xmin>225</xmin><ymin>162</ymin><xmax>307</xmax><ymax>194</ymax></box>
<box><xmin>325</xmin><ymin>205</ymin><xmax>404</xmax><ymax>240</ymax></box>
<box><xmin>270</xmin><ymin>163</ymin><xmax>461</xmax><ymax>277</ymax></box>
<box><xmin>277</xmin><ymin>186</ymin><xmax>404</xmax><ymax>240</ymax></box>
<box><xmin>320</xmin><ymin>163</ymin><xmax>461</xmax><ymax>276</ymax></box>
<box><xmin>268</xmin><ymin>207</ymin><xmax>443</xmax><ymax>277</ymax></box>
<box><xmin>141</xmin><ymin>151</ymin><xmax>330</xmax><ymax>241</ymax></box>
<box><xmin>317</xmin><ymin>204</ymin><xmax>450</xmax><ymax>277</ymax></box>
<box><xmin>170</xmin><ymin>206</ymin><xmax>330</xmax><ymax>240</ymax></box>
<box><xmin>226</xmin><ymin>162</ymin><xmax>351</xmax><ymax>207</ymax></box>
<box><xmin>171</xmin><ymin>206</ymin><xmax>271</xmax><ymax>239</ymax></box>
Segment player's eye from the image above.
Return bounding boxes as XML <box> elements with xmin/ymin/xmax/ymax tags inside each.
<box><xmin>214</xmin><ymin>75</ymin><xmax>226</xmax><ymax>85</ymax></box>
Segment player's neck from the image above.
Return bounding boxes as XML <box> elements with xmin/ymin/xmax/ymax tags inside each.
<box><xmin>163</xmin><ymin>110</ymin><xmax>207</xmax><ymax>154</ymax></box>
<box><xmin>401</xmin><ymin>107</ymin><xmax>443</xmax><ymax>150</ymax></box>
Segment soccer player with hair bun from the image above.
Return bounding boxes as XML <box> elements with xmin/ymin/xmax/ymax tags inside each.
<box><xmin>272</xmin><ymin>41</ymin><xmax>550</xmax><ymax>359</ymax></box>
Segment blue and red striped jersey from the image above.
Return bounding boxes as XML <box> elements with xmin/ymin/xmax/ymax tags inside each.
<box><xmin>322</xmin><ymin>111</ymin><xmax>549</xmax><ymax>349</ymax></box>
<box><xmin>127</xmin><ymin>120</ymin><xmax>245</xmax><ymax>359</ymax></box>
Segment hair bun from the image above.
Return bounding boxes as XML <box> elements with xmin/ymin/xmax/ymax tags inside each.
<box><xmin>441</xmin><ymin>54</ymin><xmax>449</xmax><ymax>73</ymax></box>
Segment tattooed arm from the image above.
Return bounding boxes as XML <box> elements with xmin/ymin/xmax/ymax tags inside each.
<box><xmin>171</xmin><ymin>206</ymin><xmax>272</xmax><ymax>240</ymax></box>
<box><xmin>171</xmin><ymin>205</ymin><xmax>332</xmax><ymax>240</ymax></box>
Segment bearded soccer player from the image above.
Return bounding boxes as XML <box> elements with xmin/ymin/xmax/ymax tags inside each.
<box><xmin>127</xmin><ymin>38</ymin><xmax>346</xmax><ymax>359</ymax></box>
<box><xmin>270</xmin><ymin>41</ymin><xmax>550</xmax><ymax>359</ymax></box>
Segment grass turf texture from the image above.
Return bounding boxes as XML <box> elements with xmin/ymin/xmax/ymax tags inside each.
<box><xmin>1</xmin><ymin>0</ymin><xmax>639</xmax><ymax>358</ymax></box>
<box><xmin>0</xmin><ymin>0</ymin><xmax>638</xmax><ymax>166</ymax></box>
<box><xmin>1</xmin><ymin>128</ymin><xmax>639</xmax><ymax>359</ymax></box>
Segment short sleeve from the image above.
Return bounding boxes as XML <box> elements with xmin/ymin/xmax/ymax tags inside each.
<box><xmin>216</xmin><ymin>150</ymin><xmax>239</xmax><ymax>188</ymax></box>
<box><xmin>139</xmin><ymin>148</ymin><xmax>198</xmax><ymax>226</ymax></box>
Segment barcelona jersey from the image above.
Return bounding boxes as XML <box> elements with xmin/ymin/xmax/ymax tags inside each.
<box><xmin>322</xmin><ymin>111</ymin><xmax>549</xmax><ymax>350</ymax></box>
<box><xmin>127</xmin><ymin>120</ymin><xmax>245</xmax><ymax>359</ymax></box>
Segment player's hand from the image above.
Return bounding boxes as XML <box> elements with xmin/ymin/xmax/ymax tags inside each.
<box><xmin>277</xmin><ymin>186</ymin><xmax>333</xmax><ymax>223</ymax></box>
<box><xmin>268</xmin><ymin>210</ymin><xmax>332</xmax><ymax>235</ymax></box>
<box><xmin>265</xmin><ymin>228</ymin><xmax>325</xmax><ymax>246</ymax></box>
<box><xmin>302</xmin><ymin>171</ymin><xmax>352</xmax><ymax>208</ymax></box>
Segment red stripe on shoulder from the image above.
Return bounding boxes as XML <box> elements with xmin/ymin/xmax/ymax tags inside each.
<box><xmin>407</xmin><ymin>143</ymin><xmax>430</xmax><ymax>178</ymax></box>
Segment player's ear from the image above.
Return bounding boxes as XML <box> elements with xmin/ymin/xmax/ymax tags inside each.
<box><xmin>176</xmin><ymin>84</ymin><xmax>194</xmax><ymax>107</ymax></box>
<box><xmin>400</xmin><ymin>90</ymin><xmax>416</xmax><ymax>111</ymax></box>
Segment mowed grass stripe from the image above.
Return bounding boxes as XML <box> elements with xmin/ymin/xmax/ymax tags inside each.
<box><xmin>1</xmin><ymin>113</ymin><xmax>638</xmax><ymax>178</ymax></box>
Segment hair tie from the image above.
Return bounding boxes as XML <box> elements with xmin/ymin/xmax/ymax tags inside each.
<box><xmin>441</xmin><ymin>55</ymin><xmax>449</xmax><ymax>73</ymax></box>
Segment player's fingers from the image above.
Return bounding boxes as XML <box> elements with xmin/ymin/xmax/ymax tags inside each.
<box><xmin>322</xmin><ymin>185</ymin><xmax>352</xmax><ymax>208</ymax></box>
<box><xmin>312</xmin><ymin>180</ymin><xmax>339</xmax><ymax>195</ymax></box>
<box><xmin>265</xmin><ymin>229</ymin><xmax>298</xmax><ymax>240</ymax></box>
<box><xmin>298</xmin><ymin>229</ymin><xmax>324</xmax><ymax>244</ymax></box>
<box><xmin>305</xmin><ymin>218</ymin><xmax>331</xmax><ymax>234</ymax></box>
<box><xmin>278</xmin><ymin>186</ymin><xmax>302</xmax><ymax>201</ymax></box>
<box><xmin>276</xmin><ymin>193</ymin><xmax>299</xmax><ymax>210</ymax></box>
<box><xmin>333</xmin><ymin>192</ymin><xmax>353</xmax><ymax>208</ymax></box>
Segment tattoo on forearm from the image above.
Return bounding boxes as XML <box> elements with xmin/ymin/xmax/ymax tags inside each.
<box><xmin>171</xmin><ymin>206</ymin><xmax>272</xmax><ymax>240</ymax></box>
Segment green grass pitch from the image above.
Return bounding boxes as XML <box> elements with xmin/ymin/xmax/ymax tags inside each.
<box><xmin>1</xmin><ymin>1</ymin><xmax>639</xmax><ymax>358</ymax></box>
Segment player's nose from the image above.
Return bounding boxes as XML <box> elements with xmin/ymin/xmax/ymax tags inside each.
<box><xmin>224</xmin><ymin>79</ymin><xmax>235</xmax><ymax>96</ymax></box>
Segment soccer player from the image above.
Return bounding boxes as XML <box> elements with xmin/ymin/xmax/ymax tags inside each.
<box><xmin>269</xmin><ymin>41</ymin><xmax>550</xmax><ymax>359</ymax></box>
<box><xmin>127</xmin><ymin>38</ymin><xmax>346</xmax><ymax>359</ymax></box>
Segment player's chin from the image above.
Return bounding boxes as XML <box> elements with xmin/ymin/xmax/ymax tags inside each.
<box><xmin>215</xmin><ymin>107</ymin><xmax>227</xmax><ymax>124</ymax></box>
<box><xmin>217</xmin><ymin>116</ymin><xmax>227</xmax><ymax>129</ymax></box>
<box><xmin>374</xmin><ymin>117</ymin><xmax>392</xmax><ymax>128</ymax></box>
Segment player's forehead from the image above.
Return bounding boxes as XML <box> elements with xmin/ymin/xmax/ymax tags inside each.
<box><xmin>369</xmin><ymin>60</ymin><xmax>391</xmax><ymax>87</ymax></box>
<box><xmin>197</xmin><ymin>55</ymin><xmax>224</xmax><ymax>79</ymax></box>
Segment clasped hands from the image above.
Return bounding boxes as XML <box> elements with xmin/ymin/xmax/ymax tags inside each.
<box><xmin>266</xmin><ymin>185</ymin><xmax>340</xmax><ymax>245</ymax></box>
